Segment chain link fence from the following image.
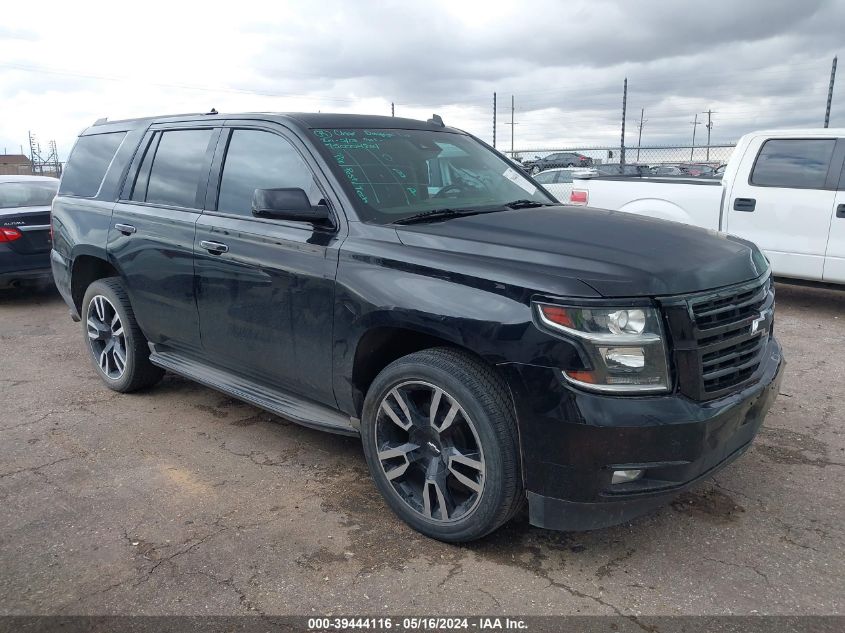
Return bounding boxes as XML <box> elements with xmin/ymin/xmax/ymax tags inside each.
<box><xmin>503</xmin><ymin>144</ymin><xmax>736</xmax><ymax>167</ymax></box>
<box><xmin>499</xmin><ymin>144</ymin><xmax>735</xmax><ymax>203</ymax></box>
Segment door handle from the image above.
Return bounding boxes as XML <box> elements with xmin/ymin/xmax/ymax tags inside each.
<box><xmin>114</xmin><ymin>223</ymin><xmax>136</xmax><ymax>235</ymax></box>
<box><xmin>837</xmin><ymin>204</ymin><xmax>845</xmax><ymax>218</ymax></box>
<box><xmin>733</xmin><ymin>198</ymin><xmax>756</xmax><ymax>212</ymax></box>
<box><xmin>200</xmin><ymin>240</ymin><xmax>229</xmax><ymax>254</ymax></box>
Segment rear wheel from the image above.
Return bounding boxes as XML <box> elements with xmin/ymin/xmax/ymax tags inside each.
<box><xmin>82</xmin><ymin>278</ymin><xmax>163</xmax><ymax>392</ymax></box>
<box><xmin>530</xmin><ymin>165</ymin><xmax>541</xmax><ymax>175</ymax></box>
<box><xmin>361</xmin><ymin>348</ymin><xmax>523</xmax><ymax>542</ymax></box>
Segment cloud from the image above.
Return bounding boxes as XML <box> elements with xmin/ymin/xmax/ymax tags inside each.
<box><xmin>0</xmin><ymin>0</ymin><xmax>842</xmax><ymax>157</ymax></box>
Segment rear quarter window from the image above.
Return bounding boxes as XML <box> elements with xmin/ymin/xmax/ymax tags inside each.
<box><xmin>59</xmin><ymin>132</ymin><xmax>126</xmax><ymax>197</ymax></box>
<box><xmin>750</xmin><ymin>138</ymin><xmax>836</xmax><ymax>189</ymax></box>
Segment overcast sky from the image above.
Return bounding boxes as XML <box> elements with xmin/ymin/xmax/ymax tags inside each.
<box><xmin>1</xmin><ymin>0</ymin><xmax>842</xmax><ymax>159</ymax></box>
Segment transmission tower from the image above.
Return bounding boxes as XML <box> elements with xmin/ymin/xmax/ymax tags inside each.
<box><xmin>28</xmin><ymin>132</ymin><xmax>62</xmax><ymax>176</ymax></box>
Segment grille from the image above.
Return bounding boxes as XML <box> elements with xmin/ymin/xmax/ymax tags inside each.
<box><xmin>663</xmin><ymin>274</ymin><xmax>774</xmax><ymax>401</ymax></box>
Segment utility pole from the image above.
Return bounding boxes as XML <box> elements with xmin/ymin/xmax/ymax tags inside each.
<box><xmin>391</xmin><ymin>102</ymin><xmax>394</xmax><ymax>117</ymax></box>
<box><xmin>635</xmin><ymin>107</ymin><xmax>646</xmax><ymax>162</ymax></box>
<box><xmin>493</xmin><ymin>92</ymin><xmax>497</xmax><ymax>148</ymax></box>
<box><xmin>689</xmin><ymin>114</ymin><xmax>701</xmax><ymax>161</ymax></box>
<box><xmin>505</xmin><ymin>95</ymin><xmax>518</xmax><ymax>155</ymax></box>
<box><xmin>620</xmin><ymin>78</ymin><xmax>627</xmax><ymax>166</ymax></box>
<box><xmin>825</xmin><ymin>56</ymin><xmax>837</xmax><ymax>128</ymax></box>
<box><xmin>703</xmin><ymin>109</ymin><xmax>715</xmax><ymax>161</ymax></box>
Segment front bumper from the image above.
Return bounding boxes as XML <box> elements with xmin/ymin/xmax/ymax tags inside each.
<box><xmin>499</xmin><ymin>337</ymin><xmax>784</xmax><ymax>531</ymax></box>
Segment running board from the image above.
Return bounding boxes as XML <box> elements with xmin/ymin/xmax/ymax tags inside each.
<box><xmin>149</xmin><ymin>350</ymin><xmax>359</xmax><ymax>436</ymax></box>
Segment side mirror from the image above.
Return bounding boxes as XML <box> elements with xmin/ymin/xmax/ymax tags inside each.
<box><xmin>251</xmin><ymin>188</ymin><xmax>330</xmax><ymax>223</ymax></box>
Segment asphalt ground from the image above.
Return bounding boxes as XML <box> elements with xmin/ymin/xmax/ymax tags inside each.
<box><xmin>0</xmin><ymin>282</ymin><xmax>842</xmax><ymax>617</ymax></box>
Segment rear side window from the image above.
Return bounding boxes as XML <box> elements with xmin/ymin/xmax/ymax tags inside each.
<box><xmin>58</xmin><ymin>132</ymin><xmax>126</xmax><ymax>197</ymax></box>
<box><xmin>0</xmin><ymin>181</ymin><xmax>58</xmax><ymax>208</ymax></box>
<box><xmin>217</xmin><ymin>129</ymin><xmax>321</xmax><ymax>216</ymax></box>
<box><xmin>141</xmin><ymin>129</ymin><xmax>214</xmax><ymax>208</ymax></box>
<box><xmin>750</xmin><ymin>139</ymin><xmax>835</xmax><ymax>189</ymax></box>
<box><xmin>534</xmin><ymin>171</ymin><xmax>557</xmax><ymax>184</ymax></box>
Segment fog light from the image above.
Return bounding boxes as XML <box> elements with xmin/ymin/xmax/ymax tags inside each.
<box><xmin>611</xmin><ymin>469</ymin><xmax>644</xmax><ymax>484</ymax></box>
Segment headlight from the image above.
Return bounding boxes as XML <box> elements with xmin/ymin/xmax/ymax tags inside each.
<box><xmin>535</xmin><ymin>303</ymin><xmax>670</xmax><ymax>393</ymax></box>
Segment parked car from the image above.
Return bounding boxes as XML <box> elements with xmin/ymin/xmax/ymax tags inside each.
<box><xmin>51</xmin><ymin>112</ymin><xmax>784</xmax><ymax>542</ymax></box>
<box><xmin>570</xmin><ymin>128</ymin><xmax>845</xmax><ymax>284</ymax></box>
<box><xmin>649</xmin><ymin>165</ymin><xmax>686</xmax><ymax>176</ymax></box>
<box><xmin>0</xmin><ymin>175</ymin><xmax>58</xmax><ymax>289</ymax></box>
<box><xmin>522</xmin><ymin>152</ymin><xmax>593</xmax><ymax>174</ymax></box>
<box><xmin>531</xmin><ymin>167</ymin><xmax>579</xmax><ymax>201</ymax></box>
<box><xmin>679</xmin><ymin>163</ymin><xmax>716</xmax><ymax>177</ymax></box>
<box><xmin>594</xmin><ymin>164</ymin><xmax>647</xmax><ymax>176</ymax></box>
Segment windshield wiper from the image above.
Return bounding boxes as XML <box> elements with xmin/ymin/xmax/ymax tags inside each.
<box><xmin>503</xmin><ymin>199</ymin><xmax>549</xmax><ymax>209</ymax></box>
<box><xmin>394</xmin><ymin>201</ymin><xmax>549</xmax><ymax>225</ymax></box>
<box><xmin>393</xmin><ymin>208</ymin><xmax>487</xmax><ymax>225</ymax></box>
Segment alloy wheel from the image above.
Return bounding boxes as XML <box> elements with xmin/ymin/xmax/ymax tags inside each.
<box><xmin>374</xmin><ymin>380</ymin><xmax>486</xmax><ymax>523</ymax></box>
<box><xmin>86</xmin><ymin>295</ymin><xmax>127</xmax><ymax>380</ymax></box>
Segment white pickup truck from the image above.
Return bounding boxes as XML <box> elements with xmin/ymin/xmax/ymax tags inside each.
<box><xmin>569</xmin><ymin>129</ymin><xmax>845</xmax><ymax>284</ymax></box>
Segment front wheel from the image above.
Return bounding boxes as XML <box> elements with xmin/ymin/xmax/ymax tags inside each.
<box><xmin>82</xmin><ymin>277</ymin><xmax>164</xmax><ymax>392</ymax></box>
<box><xmin>361</xmin><ymin>348</ymin><xmax>523</xmax><ymax>542</ymax></box>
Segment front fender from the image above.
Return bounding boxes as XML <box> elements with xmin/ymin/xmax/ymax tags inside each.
<box><xmin>332</xmin><ymin>232</ymin><xmax>586</xmax><ymax>414</ymax></box>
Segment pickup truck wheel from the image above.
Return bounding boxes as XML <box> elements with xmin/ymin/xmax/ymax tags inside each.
<box><xmin>361</xmin><ymin>348</ymin><xmax>523</xmax><ymax>542</ymax></box>
<box><xmin>81</xmin><ymin>278</ymin><xmax>164</xmax><ymax>393</ymax></box>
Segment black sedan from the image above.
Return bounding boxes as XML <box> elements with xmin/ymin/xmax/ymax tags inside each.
<box><xmin>522</xmin><ymin>152</ymin><xmax>593</xmax><ymax>174</ymax></box>
<box><xmin>1</xmin><ymin>175</ymin><xmax>58</xmax><ymax>289</ymax></box>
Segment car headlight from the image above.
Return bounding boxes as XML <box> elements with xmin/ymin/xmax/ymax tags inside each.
<box><xmin>535</xmin><ymin>303</ymin><xmax>670</xmax><ymax>394</ymax></box>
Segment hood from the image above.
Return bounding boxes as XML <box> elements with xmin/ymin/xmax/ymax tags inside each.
<box><xmin>395</xmin><ymin>206</ymin><xmax>767</xmax><ymax>297</ymax></box>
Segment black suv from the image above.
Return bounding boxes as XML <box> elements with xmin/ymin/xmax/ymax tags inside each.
<box><xmin>51</xmin><ymin>112</ymin><xmax>784</xmax><ymax>542</ymax></box>
<box><xmin>522</xmin><ymin>152</ymin><xmax>593</xmax><ymax>174</ymax></box>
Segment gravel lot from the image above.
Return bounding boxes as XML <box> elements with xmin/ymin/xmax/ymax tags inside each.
<box><xmin>0</xmin><ymin>282</ymin><xmax>843</xmax><ymax>617</ymax></box>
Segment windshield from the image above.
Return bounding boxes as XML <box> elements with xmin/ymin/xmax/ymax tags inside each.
<box><xmin>310</xmin><ymin>128</ymin><xmax>553</xmax><ymax>224</ymax></box>
<box><xmin>0</xmin><ymin>181</ymin><xmax>58</xmax><ymax>209</ymax></box>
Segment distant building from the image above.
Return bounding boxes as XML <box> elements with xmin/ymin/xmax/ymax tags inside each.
<box><xmin>0</xmin><ymin>154</ymin><xmax>33</xmax><ymax>176</ymax></box>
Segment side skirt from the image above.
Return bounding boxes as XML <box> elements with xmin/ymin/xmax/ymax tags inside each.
<box><xmin>149</xmin><ymin>348</ymin><xmax>359</xmax><ymax>436</ymax></box>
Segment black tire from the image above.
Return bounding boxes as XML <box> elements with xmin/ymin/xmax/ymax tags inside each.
<box><xmin>81</xmin><ymin>277</ymin><xmax>164</xmax><ymax>393</ymax></box>
<box><xmin>361</xmin><ymin>348</ymin><xmax>523</xmax><ymax>542</ymax></box>
<box><xmin>531</xmin><ymin>165</ymin><xmax>541</xmax><ymax>175</ymax></box>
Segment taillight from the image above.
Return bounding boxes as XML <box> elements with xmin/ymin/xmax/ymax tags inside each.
<box><xmin>570</xmin><ymin>190</ymin><xmax>588</xmax><ymax>205</ymax></box>
<box><xmin>0</xmin><ymin>227</ymin><xmax>23</xmax><ymax>243</ymax></box>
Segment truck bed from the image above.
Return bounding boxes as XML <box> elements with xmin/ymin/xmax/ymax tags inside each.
<box><xmin>571</xmin><ymin>176</ymin><xmax>724</xmax><ymax>231</ymax></box>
